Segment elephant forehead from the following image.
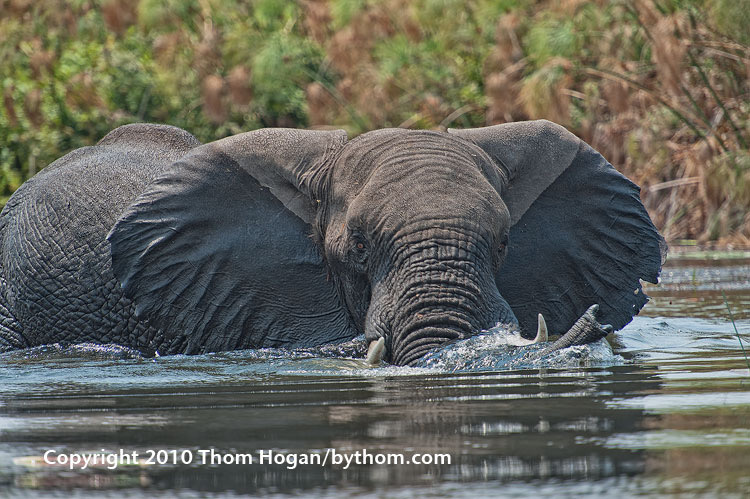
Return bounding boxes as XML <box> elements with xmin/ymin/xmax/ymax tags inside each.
<box><xmin>348</xmin><ymin>162</ymin><xmax>508</xmax><ymax>234</ymax></box>
<box><xmin>330</xmin><ymin>130</ymin><xmax>509</xmax><ymax>233</ymax></box>
<box><xmin>331</xmin><ymin>129</ymin><xmax>499</xmax><ymax>195</ymax></box>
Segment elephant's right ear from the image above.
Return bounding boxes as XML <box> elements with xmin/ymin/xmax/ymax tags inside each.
<box><xmin>107</xmin><ymin>128</ymin><xmax>355</xmax><ymax>353</ymax></box>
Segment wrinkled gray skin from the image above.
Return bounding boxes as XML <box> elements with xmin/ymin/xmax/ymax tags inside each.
<box><xmin>0</xmin><ymin>121</ymin><xmax>665</xmax><ymax>365</ymax></box>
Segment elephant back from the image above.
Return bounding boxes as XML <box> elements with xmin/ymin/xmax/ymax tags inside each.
<box><xmin>0</xmin><ymin>124</ymin><xmax>200</xmax><ymax>351</ymax></box>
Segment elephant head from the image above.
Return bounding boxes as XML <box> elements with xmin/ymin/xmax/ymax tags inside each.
<box><xmin>108</xmin><ymin>120</ymin><xmax>665</xmax><ymax>364</ymax></box>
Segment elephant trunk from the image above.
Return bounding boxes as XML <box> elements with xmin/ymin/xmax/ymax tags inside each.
<box><xmin>391</xmin><ymin>315</ymin><xmax>473</xmax><ymax>366</ymax></box>
<box><xmin>382</xmin><ymin>264</ymin><xmax>505</xmax><ymax>366</ymax></box>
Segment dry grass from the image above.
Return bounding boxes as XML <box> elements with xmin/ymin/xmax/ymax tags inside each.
<box><xmin>1</xmin><ymin>0</ymin><xmax>747</xmax><ymax>245</ymax></box>
<box><xmin>297</xmin><ymin>1</ymin><xmax>746</xmax><ymax>247</ymax></box>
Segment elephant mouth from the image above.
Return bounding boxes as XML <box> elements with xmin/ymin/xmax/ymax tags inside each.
<box><xmin>363</xmin><ymin>313</ymin><xmax>551</xmax><ymax>366</ymax></box>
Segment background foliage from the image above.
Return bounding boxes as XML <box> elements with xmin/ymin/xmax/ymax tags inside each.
<box><xmin>1</xmin><ymin>0</ymin><xmax>748</xmax><ymax>244</ymax></box>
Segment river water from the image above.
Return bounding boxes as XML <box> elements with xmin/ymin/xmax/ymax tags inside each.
<box><xmin>1</xmin><ymin>253</ymin><xmax>749</xmax><ymax>497</ymax></box>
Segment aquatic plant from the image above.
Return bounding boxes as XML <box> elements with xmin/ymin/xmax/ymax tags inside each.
<box><xmin>722</xmin><ymin>290</ymin><xmax>750</xmax><ymax>372</ymax></box>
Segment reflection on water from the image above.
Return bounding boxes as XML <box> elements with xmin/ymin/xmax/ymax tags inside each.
<box><xmin>643</xmin><ymin>256</ymin><xmax>750</xmax><ymax>319</ymax></box>
<box><xmin>1</xmin><ymin>254</ymin><xmax>749</xmax><ymax>497</ymax></box>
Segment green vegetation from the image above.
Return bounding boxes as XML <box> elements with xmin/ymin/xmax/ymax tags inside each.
<box><xmin>1</xmin><ymin>0</ymin><xmax>748</xmax><ymax>244</ymax></box>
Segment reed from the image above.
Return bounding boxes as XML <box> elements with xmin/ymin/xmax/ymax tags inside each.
<box><xmin>722</xmin><ymin>290</ymin><xmax>750</xmax><ymax>372</ymax></box>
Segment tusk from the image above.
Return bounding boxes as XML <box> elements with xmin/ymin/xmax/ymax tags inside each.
<box><xmin>512</xmin><ymin>313</ymin><xmax>549</xmax><ymax>346</ymax></box>
<box><xmin>365</xmin><ymin>337</ymin><xmax>385</xmax><ymax>366</ymax></box>
<box><xmin>533</xmin><ymin>313</ymin><xmax>548</xmax><ymax>343</ymax></box>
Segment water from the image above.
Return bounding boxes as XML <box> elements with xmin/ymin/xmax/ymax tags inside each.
<box><xmin>1</xmin><ymin>254</ymin><xmax>749</xmax><ymax>497</ymax></box>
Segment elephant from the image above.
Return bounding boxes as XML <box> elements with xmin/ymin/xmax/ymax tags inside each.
<box><xmin>0</xmin><ymin>120</ymin><xmax>666</xmax><ymax>366</ymax></box>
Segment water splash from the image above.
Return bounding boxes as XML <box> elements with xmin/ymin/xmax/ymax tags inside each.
<box><xmin>0</xmin><ymin>327</ymin><xmax>623</xmax><ymax>376</ymax></box>
<box><xmin>413</xmin><ymin>327</ymin><xmax>623</xmax><ymax>372</ymax></box>
<box><xmin>209</xmin><ymin>327</ymin><xmax>623</xmax><ymax>373</ymax></box>
<box><xmin>1</xmin><ymin>342</ymin><xmax>145</xmax><ymax>362</ymax></box>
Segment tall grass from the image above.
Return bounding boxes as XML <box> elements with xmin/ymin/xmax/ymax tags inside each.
<box><xmin>1</xmin><ymin>0</ymin><xmax>748</xmax><ymax>245</ymax></box>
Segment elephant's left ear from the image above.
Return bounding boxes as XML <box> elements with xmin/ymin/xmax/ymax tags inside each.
<box><xmin>107</xmin><ymin>128</ymin><xmax>355</xmax><ymax>353</ymax></box>
<box><xmin>449</xmin><ymin>120</ymin><xmax>667</xmax><ymax>338</ymax></box>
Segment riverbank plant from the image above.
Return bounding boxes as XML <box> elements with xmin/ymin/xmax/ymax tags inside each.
<box><xmin>1</xmin><ymin>0</ymin><xmax>748</xmax><ymax>244</ymax></box>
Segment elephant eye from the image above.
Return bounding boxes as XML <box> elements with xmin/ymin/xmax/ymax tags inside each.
<box><xmin>350</xmin><ymin>231</ymin><xmax>369</xmax><ymax>267</ymax></box>
<box><xmin>494</xmin><ymin>233</ymin><xmax>509</xmax><ymax>269</ymax></box>
<box><xmin>500</xmin><ymin>232</ymin><xmax>509</xmax><ymax>250</ymax></box>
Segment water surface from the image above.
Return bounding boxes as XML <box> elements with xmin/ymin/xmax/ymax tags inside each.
<box><xmin>1</xmin><ymin>254</ymin><xmax>749</xmax><ymax>497</ymax></box>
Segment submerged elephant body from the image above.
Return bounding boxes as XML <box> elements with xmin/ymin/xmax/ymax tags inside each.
<box><xmin>0</xmin><ymin>121</ymin><xmax>666</xmax><ymax>365</ymax></box>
